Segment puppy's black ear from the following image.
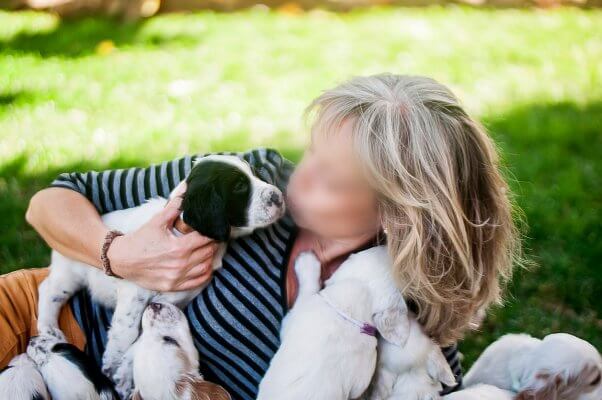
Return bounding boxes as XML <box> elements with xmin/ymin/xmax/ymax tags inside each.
<box><xmin>182</xmin><ymin>186</ymin><xmax>230</xmax><ymax>241</ymax></box>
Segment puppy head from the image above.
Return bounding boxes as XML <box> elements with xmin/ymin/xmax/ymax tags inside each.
<box><xmin>135</xmin><ymin>303</ymin><xmax>232</xmax><ymax>400</ymax></box>
<box><xmin>180</xmin><ymin>155</ymin><xmax>285</xmax><ymax>241</ymax></box>
<box><xmin>140</xmin><ymin>302</ymin><xmax>198</xmax><ymax>371</ymax></box>
<box><xmin>517</xmin><ymin>333</ymin><xmax>602</xmax><ymax>400</ymax></box>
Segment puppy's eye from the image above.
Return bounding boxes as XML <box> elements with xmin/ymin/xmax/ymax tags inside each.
<box><xmin>233</xmin><ymin>179</ymin><xmax>248</xmax><ymax>193</ymax></box>
<box><xmin>590</xmin><ymin>372</ymin><xmax>601</xmax><ymax>386</ymax></box>
<box><xmin>162</xmin><ymin>336</ymin><xmax>179</xmax><ymax>347</ymax></box>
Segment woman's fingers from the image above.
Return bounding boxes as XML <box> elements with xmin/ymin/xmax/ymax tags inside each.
<box><xmin>176</xmin><ymin>265</ymin><xmax>214</xmax><ymax>291</ymax></box>
<box><xmin>180</xmin><ymin>231</ymin><xmax>215</xmax><ymax>250</ymax></box>
<box><xmin>187</xmin><ymin>242</ymin><xmax>218</xmax><ymax>266</ymax></box>
<box><xmin>156</xmin><ymin>196</ymin><xmax>183</xmax><ymax>228</ymax></box>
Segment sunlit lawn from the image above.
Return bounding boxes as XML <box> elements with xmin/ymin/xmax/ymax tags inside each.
<box><xmin>0</xmin><ymin>6</ymin><xmax>600</xmax><ymax>366</ymax></box>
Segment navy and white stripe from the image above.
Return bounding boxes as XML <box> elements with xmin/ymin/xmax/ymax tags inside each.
<box><xmin>50</xmin><ymin>148</ymin><xmax>462</xmax><ymax>399</ymax></box>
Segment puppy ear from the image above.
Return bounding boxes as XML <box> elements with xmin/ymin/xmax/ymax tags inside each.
<box><xmin>131</xmin><ymin>390</ymin><xmax>144</xmax><ymax>400</ymax></box>
<box><xmin>182</xmin><ymin>186</ymin><xmax>230</xmax><ymax>241</ymax></box>
<box><xmin>373</xmin><ymin>304</ymin><xmax>410</xmax><ymax>346</ymax></box>
<box><xmin>515</xmin><ymin>373</ymin><xmax>561</xmax><ymax>400</ymax></box>
<box><xmin>426</xmin><ymin>347</ymin><xmax>457</xmax><ymax>387</ymax></box>
<box><xmin>189</xmin><ymin>378</ymin><xmax>232</xmax><ymax>400</ymax></box>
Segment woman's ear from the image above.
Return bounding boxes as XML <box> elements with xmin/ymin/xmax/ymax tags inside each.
<box><xmin>373</xmin><ymin>304</ymin><xmax>410</xmax><ymax>346</ymax></box>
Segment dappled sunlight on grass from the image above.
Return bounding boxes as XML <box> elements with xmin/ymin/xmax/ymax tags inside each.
<box><xmin>0</xmin><ymin>6</ymin><xmax>600</xmax><ymax>366</ymax></box>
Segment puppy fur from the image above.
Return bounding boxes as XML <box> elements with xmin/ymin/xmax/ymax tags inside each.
<box><xmin>0</xmin><ymin>353</ymin><xmax>50</xmax><ymax>400</ymax></box>
<box><xmin>130</xmin><ymin>302</ymin><xmax>231</xmax><ymax>400</ymax></box>
<box><xmin>366</xmin><ymin>317</ymin><xmax>456</xmax><ymax>400</ymax></box>
<box><xmin>35</xmin><ymin>155</ymin><xmax>284</xmax><ymax>398</ymax></box>
<box><xmin>464</xmin><ymin>333</ymin><xmax>602</xmax><ymax>400</ymax></box>
<box><xmin>258</xmin><ymin>246</ymin><xmax>411</xmax><ymax>400</ymax></box>
<box><xmin>443</xmin><ymin>384</ymin><xmax>514</xmax><ymax>400</ymax></box>
<box><xmin>26</xmin><ymin>329</ymin><xmax>118</xmax><ymax>400</ymax></box>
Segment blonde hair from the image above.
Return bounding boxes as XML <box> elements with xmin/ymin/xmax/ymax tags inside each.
<box><xmin>306</xmin><ymin>74</ymin><xmax>521</xmax><ymax>346</ymax></box>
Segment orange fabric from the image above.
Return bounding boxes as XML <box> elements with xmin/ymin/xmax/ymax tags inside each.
<box><xmin>0</xmin><ymin>268</ymin><xmax>85</xmax><ymax>368</ymax></box>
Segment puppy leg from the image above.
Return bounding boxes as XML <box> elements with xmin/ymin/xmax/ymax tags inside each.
<box><xmin>37</xmin><ymin>269</ymin><xmax>84</xmax><ymax>336</ymax></box>
<box><xmin>102</xmin><ymin>285</ymin><xmax>150</xmax><ymax>395</ymax></box>
<box><xmin>294</xmin><ymin>252</ymin><xmax>322</xmax><ymax>300</ymax></box>
<box><xmin>366</xmin><ymin>368</ymin><xmax>397</xmax><ymax>400</ymax></box>
<box><xmin>112</xmin><ymin>344</ymin><xmax>136</xmax><ymax>399</ymax></box>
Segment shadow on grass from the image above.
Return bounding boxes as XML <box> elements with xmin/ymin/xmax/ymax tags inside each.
<box><xmin>462</xmin><ymin>100</ymin><xmax>602</xmax><ymax>366</ymax></box>
<box><xmin>0</xmin><ymin>155</ymin><xmax>149</xmax><ymax>273</ymax></box>
<box><xmin>0</xmin><ymin>16</ymin><xmax>204</xmax><ymax>57</ymax></box>
<box><xmin>0</xmin><ymin>101</ymin><xmax>600</xmax><ymax>365</ymax></box>
<box><xmin>0</xmin><ymin>89</ymin><xmax>38</xmax><ymax>115</ymax></box>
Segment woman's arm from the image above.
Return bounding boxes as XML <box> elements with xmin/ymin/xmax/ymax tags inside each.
<box><xmin>26</xmin><ymin>187</ymin><xmax>111</xmax><ymax>268</ymax></box>
<box><xmin>26</xmin><ymin>156</ymin><xmax>217</xmax><ymax>291</ymax></box>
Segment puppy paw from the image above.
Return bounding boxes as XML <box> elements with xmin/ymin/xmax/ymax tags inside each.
<box><xmin>41</xmin><ymin>325</ymin><xmax>66</xmax><ymax>340</ymax></box>
<box><xmin>27</xmin><ymin>332</ymin><xmax>63</xmax><ymax>366</ymax></box>
<box><xmin>101</xmin><ymin>353</ymin><xmax>122</xmax><ymax>380</ymax></box>
<box><xmin>113</xmin><ymin>370</ymin><xmax>134</xmax><ymax>400</ymax></box>
<box><xmin>294</xmin><ymin>251</ymin><xmax>321</xmax><ymax>283</ymax></box>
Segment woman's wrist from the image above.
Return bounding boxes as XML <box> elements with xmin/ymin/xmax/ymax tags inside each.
<box><xmin>101</xmin><ymin>230</ymin><xmax>124</xmax><ymax>277</ymax></box>
<box><xmin>105</xmin><ymin>234</ymin><xmax>131</xmax><ymax>279</ymax></box>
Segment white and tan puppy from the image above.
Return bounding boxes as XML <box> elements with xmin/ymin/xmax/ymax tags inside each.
<box><xmin>0</xmin><ymin>353</ymin><xmax>50</xmax><ymax>400</ymax></box>
<box><xmin>443</xmin><ymin>384</ymin><xmax>514</xmax><ymax>400</ymax></box>
<box><xmin>35</xmin><ymin>155</ymin><xmax>284</xmax><ymax>397</ymax></box>
<box><xmin>258</xmin><ymin>246</ymin><xmax>410</xmax><ymax>400</ymax></box>
<box><xmin>367</xmin><ymin>316</ymin><xmax>456</xmax><ymax>400</ymax></box>
<box><xmin>129</xmin><ymin>302</ymin><xmax>231</xmax><ymax>400</ymax></box>
<box><xmin>465</xmin><ymin>333</ymin><xmax>602</xmax><ymax>400</ymax></box>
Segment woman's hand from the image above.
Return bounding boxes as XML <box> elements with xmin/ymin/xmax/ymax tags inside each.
<box><xmin>108</xmin><ymin>197</ymin><xmax>218</xmax><ymax>291</ymax></box>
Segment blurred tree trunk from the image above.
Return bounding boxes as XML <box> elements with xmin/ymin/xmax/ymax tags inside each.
<box><xmin>3</xmin><ymin>0</ymin><xmax>599</xmax><ymax>17</ymax></box>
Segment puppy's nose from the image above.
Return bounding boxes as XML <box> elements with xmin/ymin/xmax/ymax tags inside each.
<box><xmin>149</xmin><ymin>302</ymin><xmax>163</xmax><ymax>313</ymax></box>
<box><xmin>267</xmin><ymin>190</ymin><xmax>283</xmax><ymax>208</ymax></box>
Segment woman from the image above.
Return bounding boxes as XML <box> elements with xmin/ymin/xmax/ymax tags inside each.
<box><xmin>0</xmin><ymin>74</ymin><xmax>519</xmax><ymax>399</ymax></box>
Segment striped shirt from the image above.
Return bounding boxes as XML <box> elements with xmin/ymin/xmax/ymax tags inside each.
<box><xmin>50</xmin><ymin>148</ymin><xmax>462</xmax><ymax>399</ymax></box>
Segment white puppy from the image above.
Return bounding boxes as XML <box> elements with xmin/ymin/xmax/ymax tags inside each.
<box><xmin>366</xmin><ymin>316</ymin><xmax>456</xmax><ymax>400</ymax></box>
<box><xmin>35</xmin><ymin>155</ymin><xmax>285</xmax><ymax>398</ymax></box>
<box><xmin>258</xmin><ymin>246</ymin><xmax>411</xmax><ymax>400</ymax></box>
<box><xmin>443</xmin><ymin>384</ymin><xmax>514</xmax><ymax>400</ymax></box>
<box><xmin>465</xmin><ymin>333</ymin><xmax>602</xmax><ymax>400</ymax></box>
<box><xmin>27</xmin><ymin>330</ymin><xmax>118</xmax><ymax>400</ymax></box>
<box><xmin>129</xmin><ymin>302</ymin><xmax>231</xmax><ymax>400</ymax></box>
<box><xmin>0</xmin><ymin>353</ymin><xmax>50</xmax><ymax>400</ymax></box>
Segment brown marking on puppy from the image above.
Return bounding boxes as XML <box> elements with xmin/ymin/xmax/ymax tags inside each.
<box><xmin>175</xmin><ymin>376</ymin><xmax>231</xmax><ymax>400</ymax></box>
<box><xmin>131</xmin><ymin>390</ymin><xmax>144</xmax><ymax>400</ymax></box>
<box><xmin>516</xmin><ymin>364</ymin><xmax>602</xmax><ymax>400</ymax></box>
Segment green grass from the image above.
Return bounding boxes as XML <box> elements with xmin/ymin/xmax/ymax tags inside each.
<box><xmin>1</xmin><ymin>6</ymin><xmax>601</xmax><ymax>367</ymax></box>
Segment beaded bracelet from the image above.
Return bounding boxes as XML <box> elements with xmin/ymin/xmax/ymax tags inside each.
<box><xmin>101</xmin><ymin>230</ymin><xmax>123</xmax><ymax>277</ymax></box>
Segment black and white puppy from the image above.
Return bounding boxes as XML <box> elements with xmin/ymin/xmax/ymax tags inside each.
<box><xmin>128</xmin><ymin>302</ymin><xmax>231</xmax><ymax>400</ymax></box>
<box><xmin>26</xmin><ymin>330</ymin><xmax>118</xmax><ymax>400</ymax></box>
<box><xmin>0</xmin><ymin>353</ymin><xmax>50</xmax><ymax>400</ymax></box>
<box><xmin>35</xmin><ymin>155</ymin><xmax>285</xmax><ymax>398</ymax></box>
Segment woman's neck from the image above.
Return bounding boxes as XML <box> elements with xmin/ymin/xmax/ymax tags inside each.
<box><xmin>297</xmin><ymin>228</ymin><xmax>376</xmax><ymax>264</ymax></box>
<box><xmin>285</xmin><ymin>228</ymin><xmax>378</xmax><ymax>308</ymax></box>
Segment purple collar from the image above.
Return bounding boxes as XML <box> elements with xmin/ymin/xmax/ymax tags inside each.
<box><xmin>318</xmin><ymin>293</ymin><xmax>378</xmax><ymax>337</ymax></box>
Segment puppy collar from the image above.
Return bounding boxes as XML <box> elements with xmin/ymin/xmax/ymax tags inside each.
<box><xmin>318</xmin><ymin>293</ymin><xmax>377</xmax><ymax>337</ymax></box>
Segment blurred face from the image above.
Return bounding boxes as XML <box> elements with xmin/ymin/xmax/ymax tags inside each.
<box><xmin>286</xmin><ymin>118</ymin><xmax>381</xmax><ymax>240</ymax></box>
